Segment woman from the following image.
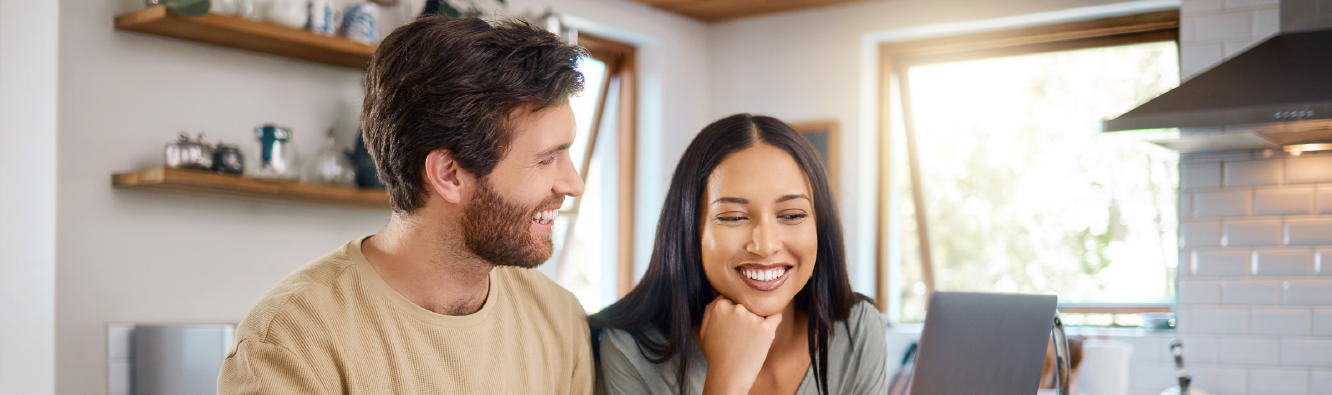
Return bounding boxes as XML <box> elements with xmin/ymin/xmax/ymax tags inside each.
<box><xmin>592</xmin><ymin>114</ymin><xmax>888</xmax><ymax>395</ymax></box>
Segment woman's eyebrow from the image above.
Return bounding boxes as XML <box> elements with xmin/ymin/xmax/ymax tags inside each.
<box><xmin>711</xmin><ymin>195</ymin><xmax>808</xmax><ymax>205</ymax></box>
<box><xmin>711</xmin><ymin>197</ymin><xmax>748</xmax><ymax>205</ymax></box>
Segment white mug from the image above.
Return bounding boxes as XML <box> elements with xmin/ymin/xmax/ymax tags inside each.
<box><xmin>212</xmin><ymin>0</ymin><xmax>239</xmax><ymax>14</ymax></box>
<box><xmin>234</xmin><ymin>0</ymin><xmax>259</xmax><ymax>19</ymax></box>
<box><xmin>266</xmin><ymin>0</ymin><xmax>308</xmax><ymax>29</ymax></box>
<box><xmin>1081</xmin><ymin>340</ymin><xmax>1133</xmax><ymax>395</ymax></box>
<box><xmin>308</xmin><ymin>0</ymin><xmax>339</xmax><ymax>35</ymax></box>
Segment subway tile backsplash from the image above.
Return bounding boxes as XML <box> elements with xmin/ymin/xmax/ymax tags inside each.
<box><xmin>1247</xmin><ymin>368</ymin><xmax>1309</xmax><ymax>395</ymax></box>
<box><xmin>1253</xmin><ymin>186</ymin><xmax>1314</xmax><ymax>215</ymax></box>
<box><xmin>1249</xmin><ymin>308</ymin><xmax>1311</xmax><ymax>336</ymax></box>
<box><xmin>1285</xmin><ymin>217</ymin><xmax>1332</xmax><ymax>246</ymax></box>
<box><xmin>1317</xmin><ymin>186</ymin><xmax>1332</xmax><ymax>214</ymax></box>
<box><xmin>1318</xmin><ymin>248</ymin><xmax>1332</xmax><ymax>276</ymax></box>
<box><xmin>1179</xmin><ymin>335</ymin><xmax>1220</xmax><ymax>363</ymax></box>
<box><xmin>1192</xmin><ymin>365</ymin><xmax>1249</xmax><ymax>393</ymax></box>
<box><xmin>1196</xmin><ymin>189</ymin><xmax>1252</xmax><ymax>217</ymax></box>
<box><xmin>1175</xmin><ymin>150</ymin><xmax>1332</xmax><ymax>395</ymax></box>
<box><xmin>1194</xmin><ymin>249</ymin><xmax>1253</xmax><ymax>276</ymax></box>
<box><xmin>1282</xmin><ymin>279</ymin><xmax>1332</xmax><ymax>305</ymax></box>
<box><xmin>1284</xmin><ymin>156</ymin><xmax>1332</xmax><ymax>185</ymax></box>
<box><xmin>1183</xmin><ymin>161</ymin><xmax>1224</xmax><ymax>189</ymax></box>
<box><xmin>1253</xmin><ymin>248</ymin><xmax>1314</xmax><ymax>276</ymax></box>
<box><xmin>1218</xmin><ymin>338</ymin><xmax>1280</xmax><ymax>365</ymax></box>
<box><xmin>1313</xmin><ymin>370</ymin><xmax>1332</xmax><ymax>394</ymax></box>
<box><xmin>1183</xmin><ymin>220</ymin><xmax>1223</xmax><ymax>247</ymax></box>
<box><xmin>1191</xmin><ymin>307</ymin><xmax>1251</xmax><ymax>335</ymax></box>
<box><xmin>1316</xmin><ymin>309</ymin><xmax>1332</xmax><ymax>336</ymax></box>
<box><xmin>1279</xmin><ymin>340</ymin><xmax>1332</xmax><ymax>367</ymax></box>
<box><xmin>1225</xmin><ymin>159</ymin><xmax>1283</xmax><ymax>187</ymax></box>
<box><xmin>1180</xmin><ymin>279</ymin><xmax>1222</xmax><ymax>304</ymax></box>
<box><xmin>1224</xmin><ymin>219</ymin><xmax>1283</xmax><ymax>246</ymax></box>
<box><xmin>1221</xmin><ymin>279</ymin><xmax>1282</xmax><ymax>305</ymax></box>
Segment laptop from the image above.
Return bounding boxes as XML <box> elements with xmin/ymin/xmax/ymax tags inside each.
<box><xmin>906</xmin><ymin>292</ymin><xmax>1058</xmax><ymax>395</ymax></box>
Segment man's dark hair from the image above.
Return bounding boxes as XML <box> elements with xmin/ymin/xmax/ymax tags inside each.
<box><xmin>361</xmin><ymin>16</ymin><xmax>584</xmax><ymax>213</ymax></box>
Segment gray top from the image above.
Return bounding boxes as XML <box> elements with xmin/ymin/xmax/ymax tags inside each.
<box><xmin>598</xmin><ymin>299</ymin><xmax>889</xmax><ymax>395</ymax></box>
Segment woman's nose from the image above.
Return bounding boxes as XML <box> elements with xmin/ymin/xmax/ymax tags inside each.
<box><xmin>745</xmin><ymin>220</ymin><xmax>781</xmax><ymax>257</ymax></box>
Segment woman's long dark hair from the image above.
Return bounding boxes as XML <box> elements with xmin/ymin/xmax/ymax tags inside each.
<box><xmin>590</xmin><ymin>113</ymin><xmax>855</xmax><ymax>395</ymax></box>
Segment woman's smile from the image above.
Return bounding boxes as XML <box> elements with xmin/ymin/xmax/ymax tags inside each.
<box><xmin>735</xmin><ymin>263</ymin><xmax>794</xmax><ymax>291</ymax></box>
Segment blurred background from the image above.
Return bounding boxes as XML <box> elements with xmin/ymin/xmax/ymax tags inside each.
<box><xmin>5</xmin><ymin>0</ymin><xmax>1332</xmax><ymax>394</ymax></box>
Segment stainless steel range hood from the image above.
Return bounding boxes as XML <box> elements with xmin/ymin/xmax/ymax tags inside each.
<box><xmin>1103</xmin><ymin>0</ymin><xmax>1332</xmax><ymax>152</ymax></box>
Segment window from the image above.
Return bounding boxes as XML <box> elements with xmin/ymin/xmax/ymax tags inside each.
<box><xmin>877</xmin><ymin>12</ymin><xmax>1181</xmax><ymax>325</ymax></box>
<box><xmin>535</xmin><ymin>33</ymin><xmax>637</xmax><ymax>313</ymax></box>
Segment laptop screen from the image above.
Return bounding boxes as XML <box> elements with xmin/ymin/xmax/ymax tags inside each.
<box><xmin>907</xmin><ymin>292</ymin><xmax>1058</xmax><ymax>395</ymax></box>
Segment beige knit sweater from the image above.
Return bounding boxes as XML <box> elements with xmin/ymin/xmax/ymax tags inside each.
<box><xmin>218</xmin><ymin>237</ymin><xmax>593</xmax><ymax>395</ymax></box>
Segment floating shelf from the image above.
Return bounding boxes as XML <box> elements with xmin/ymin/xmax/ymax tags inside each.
<box><xmin>113</xmin><ymin>167</ymin><xmax>389</xmax><ymax>209</ymax></box>
<box><xmin>114</xmin><ymin>6</ymin><xmax>376</xmax><ymax>69</ymax></box>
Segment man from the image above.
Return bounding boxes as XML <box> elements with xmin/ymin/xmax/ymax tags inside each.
<box><xmin>218</xmin><ymin>16</ymin><xmax>591</xmax><ymax>394</ymax></box>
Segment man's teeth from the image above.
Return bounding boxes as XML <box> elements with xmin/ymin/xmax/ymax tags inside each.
<box><xmin>531</xmin><ymin>209</ymin><xmax>557</xmax><ymax>224</ymax></box>
<box><xmin>742</xmin><ymin>267</ymin><xmax>787</xmax><ymax>282</ymax></box>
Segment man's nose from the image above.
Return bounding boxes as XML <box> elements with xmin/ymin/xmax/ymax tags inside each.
<box><xmin>557</xmin><ymin>153</ymin><xmax>586</xmax><ymax>197</ymax></box>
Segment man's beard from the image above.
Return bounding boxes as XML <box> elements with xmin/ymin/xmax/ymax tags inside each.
<box><xmin>461</xmin><ymin>178</ymin><xmax>563</xmax><ymax>268</ymax></box>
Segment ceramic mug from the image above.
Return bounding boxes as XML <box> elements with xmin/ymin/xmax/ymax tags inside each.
<box><xmin>342</xmin><ymin>2</ymin><xmax>379</xmax><ymax>43</ymax></box>
<box><xmin>308</xmin><ymin>0</ymin><xmax>339</xmax><ymax>35</ymax></box>
<box><xmin>212</xmin><ymin>0</ymin><xmax>238</xmax><ymax>14</ymax></box>
<box><xmin>266</xmin><ymin>0</ymin><xmax>308</xmax><ymax>29</ymax></box>
<box><xmin>233</xmin><ymin>0</ymin><xmax>258</xmax><ymax>18</ymax></box>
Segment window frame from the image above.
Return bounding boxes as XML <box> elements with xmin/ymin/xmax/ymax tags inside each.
<box><xmin>874</xmin><ymin>11</ymin><xmax>1181</xmax><ymax>318</ymax></box>
<box><xmin>551</xmin><ymin>33</ymin><xmax>639</xmax><ymax>299</ymax></box>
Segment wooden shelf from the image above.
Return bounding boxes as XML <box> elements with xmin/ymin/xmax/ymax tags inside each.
<box><xmin>113</xmin><ymin>168</ymin><xmax>389</xmax><ymax>209</ymax></box>
<box><xmin>114</xmin><ymin>6</ymin><xmax>376</xmax><ymax>69</ymax></box>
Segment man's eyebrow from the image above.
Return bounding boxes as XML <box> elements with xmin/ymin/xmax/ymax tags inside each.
<box><xmin>777</xmin><ymin>194</ymin><xmax>810</xmax><ymax>203</ymax></box>
<box><xmin>711</xmin><ymin>197</ymin><xmax>748</xmax><ymax>205</ymax></box>
<box><xmin>538</xmin><ymin>143</ymin><xmax>573</xmax><ymax>157</ymax></box>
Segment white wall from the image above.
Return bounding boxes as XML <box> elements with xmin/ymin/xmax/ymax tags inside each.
<box><xmin>0</xmin><ymin>0</ymin><xmax>58</xmax><ymax>394</ymax></box>
<box><xmin>1170</xmin><ymin>2</ymin><xmax>1332</xmax><ymax>394</ymax></box>
<box><xmin>50</xmin><ymin>1</ymin><xmax>708</xmax><ymax>394</ymax></box>
<box><xmin>706</xmin><ymin>0</ymin><xmax>1173</xmax><ymax>297</ymax></box>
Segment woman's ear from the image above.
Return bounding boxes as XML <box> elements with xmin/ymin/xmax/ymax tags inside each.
<box><xmin>423</xmin><ymin>149</ymin><xmax>470</xmax><ymax>204</ymax></box>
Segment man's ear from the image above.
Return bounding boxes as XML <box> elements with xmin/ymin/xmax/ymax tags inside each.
<box><xmin>424</xmin><ymin>149</ymin><xmax>470</xmax><ymax>204</ymax></box>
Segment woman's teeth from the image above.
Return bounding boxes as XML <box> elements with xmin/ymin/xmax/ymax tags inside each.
<box><xmin>532</xmin><ymin>209</ymin><xmax>557</xmax><ymax>225</ymax></box>
<box><xmin>742</xmin><ymin>267</ymin><xmax>786</xmax><ymax>282</ymax></box>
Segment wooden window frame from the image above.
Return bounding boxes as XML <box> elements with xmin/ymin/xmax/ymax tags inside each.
<box><xmin>874</xmin><ymin>11</ymin><xmax>1180</xmax><ymax>317</ymax></box>
<box><xmin>560</xmin><ymin>33</ymin><xmax>639</xmax><ymax>299</ymax></box>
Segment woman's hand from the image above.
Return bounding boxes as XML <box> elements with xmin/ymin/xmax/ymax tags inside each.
<box><xmin>698</xmin><ymin>296</ymin><xmax>783</xmax><ymax>395</ymax></box>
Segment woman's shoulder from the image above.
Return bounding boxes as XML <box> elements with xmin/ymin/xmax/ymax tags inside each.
<box><xmin>832</xmin><ymin>294</ymin><xmax>889</xmax><ymax>359</ymax></box>
<box><xmin>818</xmin><ymin>294</ymin><xmax>891</xmax><ymax>394</ymax></box>
<box><xmin>598</xmin><ymin>326</ymin><xmax>672</xmax><ymax>365</ymax></box>
<box><xmin>844</xmin><ymin>293</ymin><xmax>885</xmax><ymax>333</ymax></box>
<box><xmin>598</xmin><ymin>326</ymin><xmax>700</xmax><ymax>393</ymax></box>
<box><xmin>599</xmin><ymin>326</ymin><xmax>642</xmax><ymax>354</ymax></box>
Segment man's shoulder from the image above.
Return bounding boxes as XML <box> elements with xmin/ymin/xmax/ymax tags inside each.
<box><xmin>493</xmin><ymin>266</ymin><xmax>587</xmax><ymax>330</ymax></box>
<box><xmin>495</xmin><ymin>266</ymin><xmax>581</xmax><ymax>307</ymax></box>
<box><xmin>235</xmin><ymin>242</ymin><xmax>362</xmax><ymax>342</ymax></box>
